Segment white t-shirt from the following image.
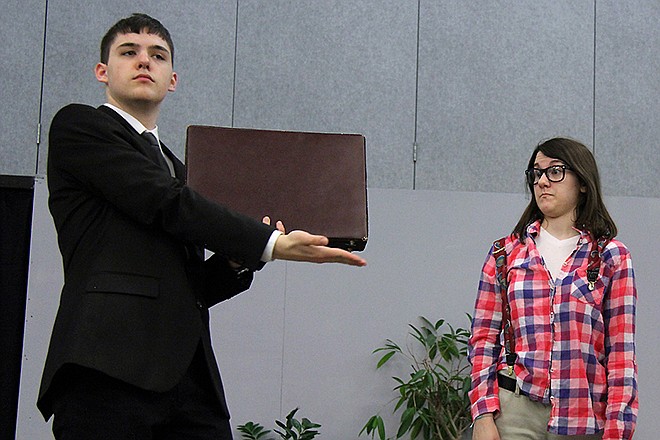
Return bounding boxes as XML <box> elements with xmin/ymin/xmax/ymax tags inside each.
<box><xmin>536</xmin><ymin>227</ymin><xmax>580</xmax><ymax>281</ymax></box>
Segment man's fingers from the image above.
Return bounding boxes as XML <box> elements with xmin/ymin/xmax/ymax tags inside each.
<box><xmin>272</xmin><ymin>231</ymin><xmax>366</xmax><ymax>266</ymax></box>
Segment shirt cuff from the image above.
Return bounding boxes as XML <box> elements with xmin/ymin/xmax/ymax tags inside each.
<box><xmin>261</xmin><ymin>230</ymin><xmax>282</xmax><ymax>262</ymax></box>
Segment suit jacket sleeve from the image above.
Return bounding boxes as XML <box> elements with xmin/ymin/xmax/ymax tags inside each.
<box><xmin>197</xmin><ymin>253</ymin><xmax>254</xmax><ymax>307</ymax></box>
<box><xmin>48</xmin><ymin>104</ymin><xmax>274</xmax><ymax>271</ymax></box>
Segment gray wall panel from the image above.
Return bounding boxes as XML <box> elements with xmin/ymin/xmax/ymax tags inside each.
<box><xmin>156</xmin><ymin>1</ymin><xmax>238</xmax><ymax>160</ymax></box>
<box><xmin>13</xmin><ymin>2</ymin><xmax>659</xmax><ymax>438</ymax></box>
<box><xmin>233</xmin><ymin>0</ymin><xmax>418</xmax><ymax>189</ymax></box>
<box><xmin>39</xmin><ymin>1</ymin><xmax>122</xmax><ymax>175</ymax></box>
<box><xmin>0</xmin><ymin>0</ymin><xmax>45</xmax><ymax>176</ymax></box>
<box><xmin>595</xmin><ymin>1</ymin><xmax>660</xmax><ymax>198</ymax></box>
<box><xmin>40</xmin><ymin>1</ymin><xmax>237</xmax><ymax>171</ymax></box>
<box><xmin>17</xmin><ymin>178</ymin><xmax>58</xmax><ymax>439</ymax></box>
<box><xmin>415</xmin><ymin>1</ymin><xmax>594</xmax><ymax>193</ymax></box>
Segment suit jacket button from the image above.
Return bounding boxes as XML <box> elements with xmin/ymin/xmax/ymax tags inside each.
<box><xmin>196</xmin><ymin>301</ymin><xmax>204</xmax><ymax>309</ymax></box>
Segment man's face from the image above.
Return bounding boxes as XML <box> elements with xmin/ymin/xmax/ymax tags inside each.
<box><xmin>95</xmin><ymin>31</ymin><xmax>177</xmax><ymax>109</ymax></box>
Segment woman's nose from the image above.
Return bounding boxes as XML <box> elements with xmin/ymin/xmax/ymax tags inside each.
<box><xmin>537</xmin><ymin>172</ymin><xmax>551</xmax><ymax>186</ymax></box>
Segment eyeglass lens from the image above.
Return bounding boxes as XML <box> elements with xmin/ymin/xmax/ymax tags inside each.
<box><xmin>526</xmin><ymin>165</ymin><xmax>566</xmax><ymax>185</ymax></box>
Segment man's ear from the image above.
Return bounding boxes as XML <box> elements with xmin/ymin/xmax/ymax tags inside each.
<box><xmin>168</xmin><ymin>71</ymin><xmax>178</xmax><ymax>92</ymax></box>
<box><xmin>95</xmin><ymin>63</ymin><xmax>109</xmax><ymax>85</ymax></box>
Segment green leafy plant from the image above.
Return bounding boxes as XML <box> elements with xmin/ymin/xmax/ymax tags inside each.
<box><xmin>238</xmin><ymin>421</ymin><xmax>273</xmax><ymax>440</ymax></box>
<box><xmin>360</xmin><ymin>315</ymin><xmax>472</xmax><ymax>440</ymax></box>
<box><xmin>238</xmin><ymin>408</ymin><xmax>321</xmax><ymax>440</ymax></box>
<box><xmin>274</xmin><ymin>407</ymin><xmax>321</xmax><ymax>440</ymax></box>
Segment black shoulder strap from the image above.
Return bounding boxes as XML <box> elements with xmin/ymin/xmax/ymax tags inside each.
<box><xmin>586</xmin><ymin>237</ymin><xmax>607</xmax><ymax>290</ymax></box>
<box><xmin>493</xmin><ymin>237</ymin><xmax>516</xmax><ymax>373</ymax></box>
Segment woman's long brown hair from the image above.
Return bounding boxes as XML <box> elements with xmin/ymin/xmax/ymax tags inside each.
<box><xmin>513</xmin><ymin>137</ymin><xmax>617</xmax><ymax>240</ymax></box>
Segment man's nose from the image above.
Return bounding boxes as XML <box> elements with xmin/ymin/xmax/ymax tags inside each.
<box><xmin>136</xmin><ymin>52</ymin><xmax>150</xmax><ymax>69</ymax></box>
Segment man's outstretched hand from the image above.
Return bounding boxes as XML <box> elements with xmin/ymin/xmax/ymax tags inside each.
<box><xmin>273</xmin><ymin>230</ymin><xmax>366</xmax><ymax>266</ymax></box>
<box><xmin>263</xmin><ymin>217</ymin><xmax>367</xmax><ymax>267</ymax></box>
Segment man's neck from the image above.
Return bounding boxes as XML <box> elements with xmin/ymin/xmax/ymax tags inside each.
<box><xmin>106</xmin><ymin>97</ymin><xmax>160</xmax><ymax>130</ymax></box>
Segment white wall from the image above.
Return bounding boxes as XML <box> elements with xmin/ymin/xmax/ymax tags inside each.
<box><xmin>18</xmin><ymin>181</ymin><xmax>658</xmax><ymax>439</ymax></box>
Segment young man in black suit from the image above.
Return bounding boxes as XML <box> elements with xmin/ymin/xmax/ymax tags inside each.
<box><xmin>39</xmin><ymin>13</ymin><xmax>366</xmax><ymax>440</ymax></box>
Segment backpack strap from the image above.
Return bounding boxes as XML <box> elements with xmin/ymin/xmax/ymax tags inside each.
<box><xmin>493</xmin><ymin>237</ymin><xmax>516</xmax><ymax>375</ymax></box>
<box><xmin>587</xmin><ymin>237</ymin><xmax>607</xmax><ymax>290</ymax></box>
<box><xmin>492</xmin><ymin>235</ymin><xmax>607</xmax><ymax>376</ymax></box>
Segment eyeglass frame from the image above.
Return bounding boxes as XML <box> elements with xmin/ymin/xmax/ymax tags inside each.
<box><xmin>525</xmin><ymin>164</ymin><xmax>572</xmax><ymax>185</ymax></box>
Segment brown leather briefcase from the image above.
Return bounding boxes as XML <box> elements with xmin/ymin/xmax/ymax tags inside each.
<box><xmin>185</xmin><ymin>125</ymin><xmax>368</xmax><ymax>251</ymax></box>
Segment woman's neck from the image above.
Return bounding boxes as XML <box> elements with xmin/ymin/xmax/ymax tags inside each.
<box><xmin>541</xmin><ymin>216</ymin><xmax>579</xmax><ymax>240</ymax></box>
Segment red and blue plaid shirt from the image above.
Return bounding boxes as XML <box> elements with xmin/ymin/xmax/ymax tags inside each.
<box><xmin>469</xmin><ymin>221</ymin><xmax>637</xmax><ymax>439</ymax></box>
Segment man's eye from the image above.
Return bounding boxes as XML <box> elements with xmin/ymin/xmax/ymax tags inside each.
<box><xmin>122</xmin><ymin>50</ymin><xmax>136</xmax><ymax>56</ymax></box>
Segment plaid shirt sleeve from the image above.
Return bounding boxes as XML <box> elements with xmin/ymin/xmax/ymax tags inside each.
<box><xmin>468</xmin><ymin>243</ymin><xmax>504</xmax><ymax>419</ymax></box>
<box><xmin>602</xmin><ymin>241</ymin><xmax>638</xmax><ymax>440</ymax></box>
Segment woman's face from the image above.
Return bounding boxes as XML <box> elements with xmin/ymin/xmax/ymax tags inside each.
<box><xmin>531</xmin><ymin>152</ymin><xmax>585</xmax><ymax>225</ymax></box>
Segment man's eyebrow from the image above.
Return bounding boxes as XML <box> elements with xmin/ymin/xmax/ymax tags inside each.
<box><xmin>115</xmin><ymin>41</ymin><xmax>171</xmax><ymax>55</ymax></box>
<box><xmin>150</xmin><ymin>44</ymin><xmax>171</xmax><ymax>54</ymax></box>
<box><xmin>116</xmin><ymin>42</ymin><xmax>139</xmax><ymax>50</ymax></box>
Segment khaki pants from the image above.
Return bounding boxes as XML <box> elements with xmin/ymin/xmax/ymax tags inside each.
<box><xmin>496</xmin><ymin>385</ymin><xmax>603</xmax><ymax>440</ymax></box>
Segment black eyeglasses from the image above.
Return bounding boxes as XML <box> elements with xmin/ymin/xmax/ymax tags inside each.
<box><xmin>525</xmin><ymin>164</ymin><xmax>571</xmax><ymax>185</ymax></box>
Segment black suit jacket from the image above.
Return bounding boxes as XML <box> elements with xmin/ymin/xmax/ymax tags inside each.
<box><xmin>38</xmin><ymin>104</ymin><xmax>275</xmax><ymax>419</ymax></box>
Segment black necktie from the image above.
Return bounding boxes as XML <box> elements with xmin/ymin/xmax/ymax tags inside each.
<box><xmin>141</xmin><ymin>131</ymin><xmax>170</xmax><ymax>173</ymax></box>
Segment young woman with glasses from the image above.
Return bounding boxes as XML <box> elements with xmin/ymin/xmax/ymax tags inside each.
<box><xmin>468</xmin><ymin>138</ymin><xmax>637</xmax><ymax>440</ymax></box>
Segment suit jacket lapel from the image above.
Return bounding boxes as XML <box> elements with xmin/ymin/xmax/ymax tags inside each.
<box><xmin>97</xmin><ymin>105</ymin><xmax>184</xmax><ymax>179</ymax></box>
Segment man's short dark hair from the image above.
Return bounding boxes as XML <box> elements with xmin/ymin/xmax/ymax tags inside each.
<box><xmin>100</xmin><ymin>13</ymin><xmax>174</xmax><ymax>65</ymax></box>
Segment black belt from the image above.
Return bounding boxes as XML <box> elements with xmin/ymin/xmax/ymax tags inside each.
<box><xmin>498</xmin><ymin>373</ymin><xmax>523</xmax><ymax>395</ymax></box>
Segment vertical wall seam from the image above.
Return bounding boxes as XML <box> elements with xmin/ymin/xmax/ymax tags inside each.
<box><xmin>231</xmin><ymin>0</ymin><xmax>240</xmax><ymax>128</ymax></box>
<box><xmin>592</xmin><ymin>0</ymin><xmax>597</xmax><ymax>154</ymax></box>
<box><xmin>35</xmin><ymin>0</ymin><xmax>49</xmax><ymax>176</ymax></box>
<box><xmin>279</xmin><ymin>263</ymin><xmax>288</xmax><ymax>417</ymax></box>
<box><xmin>412</xmin><ymin>0</ymin><xmax>421</xmax><ymax>190</ymax></box>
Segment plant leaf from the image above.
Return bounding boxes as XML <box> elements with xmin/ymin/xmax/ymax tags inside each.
<box><xmin>396</xmin><ymin>407</ymin><xmax>416</xmax><ymax>438</ymax></box>
<box><xmin>418</xmin><ymin>316</ymin><xmax>435</xmax><ymax>329</ymax></box>
<box><xmin>376</xmin><ymin>350</ymin><xmax>397</xmax><ymax>369</ymax></box>
<box><xmin>362</xmin><ymin>315</ymin><xmax>473</xmax><ymax>440</ymax></box>
<box><xmin>376</xmin><ymin>415</ymin><xmax>386</xmax><ymax>440</ymax></box>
